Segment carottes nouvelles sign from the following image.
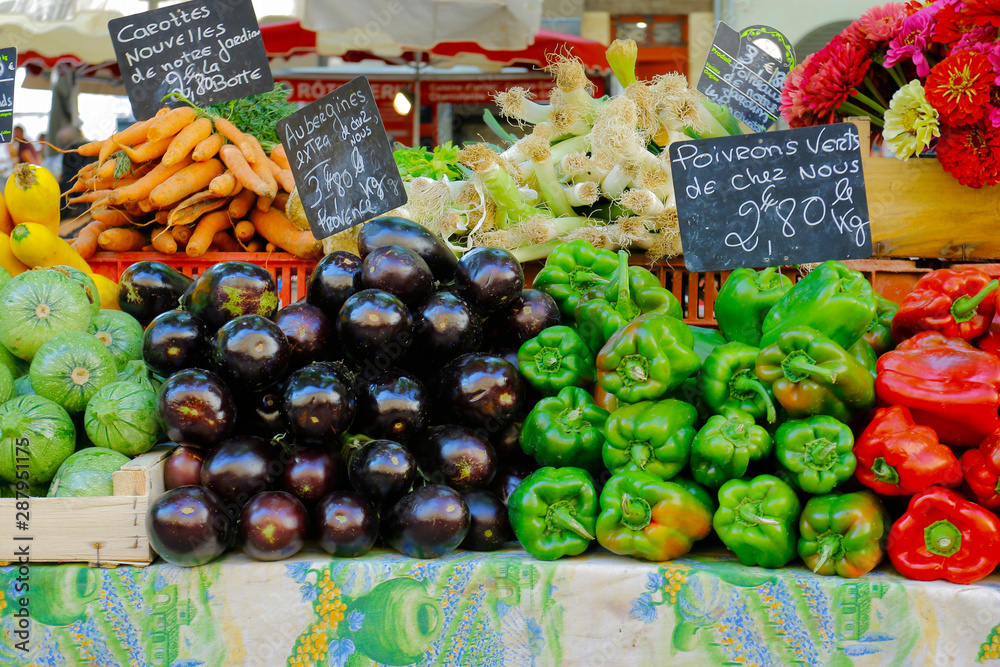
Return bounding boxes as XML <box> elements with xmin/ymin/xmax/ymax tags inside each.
<box><xmin>668</xmin><ymin>123</ymin><xmax>872</xmax><ymax>272</ymax></box>
<box><xmin>110</xmin><ymin>0</ymin><xmax>273</xmax><ymax>120</ymax></box>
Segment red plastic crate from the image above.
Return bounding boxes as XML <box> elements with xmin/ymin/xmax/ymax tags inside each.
<box><xmin>88</xmin><ymin>252</ymin><xmax>319</xmax><ymax>306</ymax></box>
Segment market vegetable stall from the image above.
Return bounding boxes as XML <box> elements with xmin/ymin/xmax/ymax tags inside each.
<box><xmin>4</xmin><ymin>546</ymin><xmax>1000</xmax><ymax>666</ymax></box>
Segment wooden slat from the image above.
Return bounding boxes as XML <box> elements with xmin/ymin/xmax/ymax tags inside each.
<box><xmin>0</xmin><ymin>444</ymin><xmax>173</xmax><ymax>567</ymax></box>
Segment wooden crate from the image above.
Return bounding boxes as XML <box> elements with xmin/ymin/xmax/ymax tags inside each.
<box><xmin>847</xmin><ymin>117</ymin><xmax>1000</xmax><ymax>261</ymax></box>
<box><xmin>0</xmin><ymin>445</ymin><xmax>173</xmax><ymax>567</ymax></box>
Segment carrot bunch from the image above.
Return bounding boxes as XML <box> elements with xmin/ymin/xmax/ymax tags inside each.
<box><xmin>69</xmin><ymin>104</ymin><xmax>320</xmax><ymax>260</ymax></box>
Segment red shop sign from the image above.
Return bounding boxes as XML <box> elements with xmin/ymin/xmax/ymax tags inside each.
<box><xmin>276</xmin><ymin>77</ymin><xmax>606</xmax><ymax>105</ymax></box>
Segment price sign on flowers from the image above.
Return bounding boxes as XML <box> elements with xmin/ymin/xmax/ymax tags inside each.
<box><xmin>697</xmin><ymin>22</ymin><xmax>795</xmax><ymax>133</ymax></box>
<box><xmin>277</xmin><ymin>76</ymin><xmax>406</xmax><ymax>240</ymax></box>
<box><xmin>110</xmin><ymin>0</ymin><xmax>273</xmax><ymax>120</ymax></box>
<box><xmin>668</xmin><ymin>122</ymin><xmax>872</xmax><ymax>272</ymax></box>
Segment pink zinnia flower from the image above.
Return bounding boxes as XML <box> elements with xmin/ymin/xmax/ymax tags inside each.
<box><xmin>951</xmin><ymin>26</ymin><xmax>996</xmax><ymax>55</ymax></box>
<box><xmin>859</xmin><ymin>3</ymin><xmax>908</xmax><ymax>42</ymax></box>
<box><xmin>884</xmin><ymin>3</ymin><xmax>941</xmax><ymax>76</ymax></box>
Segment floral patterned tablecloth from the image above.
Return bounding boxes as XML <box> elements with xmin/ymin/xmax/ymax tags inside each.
<box><xmin>2</xmin><ymin>546</ymin><xmax>1000</xmax><ymax>666</ymax></box>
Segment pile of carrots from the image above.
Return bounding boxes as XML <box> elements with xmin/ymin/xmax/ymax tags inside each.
<box><xmin>68</xmin><ymin>105</ymin><xmax>321</xmax><ymax>260</ymax></box>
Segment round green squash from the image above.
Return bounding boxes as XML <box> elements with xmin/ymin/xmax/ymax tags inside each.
<box><xmin>13</xmin><ymin>374</ymin><xmax>34</xmax><ymax>396</ymax></box>
<box><xmin>117</xmin><ymin>359</ymin><xmax>161</xmax><ymax>394</ymax></box>
<box><xmin>0</xmin><ymin>363</ymin><xmax>12</xmax><ymax>405</ymax></box>
<box><xmin>30</xmin><ymin>331</ymin><xmax>118</xmax><ymax>414</ymax></box>
<box><xmin>88</xmin><ymin>309</ymin><xmax>144</xmax><ymax>371</ymax></box>
<box><xmin>0</xmin><ymin>266</ymin><xmax>11</xmax><ymax>291</ymax></box>
<box><xmin>0</xmin><ymin>268</ymin><xmax>95</xmax><ymax>360</ymax></box>
<box><xmin>46</xmin><ymin>266</ymin><xmax>101</xmax><ymax>316</ymax></box>
<box><xmin>84</xmin><ymin>381</ymin><xmax>160</xmax><ymax>456</ymax></box>
<box><xmin>0</xmin><ymin>394</ymin><xmax>76</xmax><ymax>483</ymax></box>
<box><xmin>0</xmin><ymin>343</ymin><xmax>27</xmax><ymax>379</ymax></box>
<box><xmin>47</xmin><ymin>447</ymin><xmax>131</xmax><ymax>497</ymax></box>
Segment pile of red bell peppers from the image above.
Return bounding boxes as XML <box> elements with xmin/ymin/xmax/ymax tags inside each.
<box><xmin>518</xmin><ymin>243</ymin><xmax>1000</xmax><ymax>584</ymax></box>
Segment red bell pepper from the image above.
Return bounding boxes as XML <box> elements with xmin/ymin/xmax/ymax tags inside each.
<box><xmin>961</xmin><ymin>431</ymin><xmax>1000</xmax><ymax>509</ymax></box>
<box><xmin>892</xmin><ymin>268</ymin><xmax>998</xmax><ymax>343</ymax></box>
<box><xmin>974</xmin><ymin>311</ymin><xmax>1000</xmax><ymax>358</ymax></box>
<box><xmin>875</xmin><ymin>331</ymin><xmax>1000</xmax><ymax>447</ymax></box>
<box><xmin>887</xmin><ymin>487</ymin><xmax>1000</xmax><ymax>584</ymax></box>
<box><xmin>854</xmin><ymin>405</ymin><xmax>962</xmax><ymax>496</ymax></box>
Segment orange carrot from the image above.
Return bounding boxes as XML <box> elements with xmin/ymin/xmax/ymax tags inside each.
<box><xmin>245</xmin><ymin>238</ymin><xmax>265</xmax><ymax>253</ymax></box>
<box><xmin>212</xmin><ymin>230</ymin><xmax>242</xmax><ymax>253</ymax></box>
<box><xmin>90</xmin><ymin>207</ymin><xmax>133</xmax><ymax>226</ymax></box>
<box><xmin>187</xmin><ymin>210</ymin><xmax>231</xmax><ymax>257</ymax></box>
<box><xmin>149</xmin><ymin>159</ymin><xmax>225</xmax><ymax>208</ymax></box>
<box><xmin>228</xmin><ymin>187</ymin><xmax>257</xmax><ymax>219</ymax></box>
<box><xmin>273</xmin><ymin>192</ymin><xmax>289</xmax><ymax>213</ymax></box>
<box><xmin>71</xmin><ymin>220</ymin><xmax>111</xmax><ymax>259</ymax></box>
<box><xmin>209</xmin><ymin>172</ymin><xmax>238</xmax><ymax>197</ymax></box>
<box><xmin>97</xmin><ymin>159</ymin><xmax>118</xmax><ymax>181</ymax></box>
<box><xmin>266</xmin><ymin>157</ymin><xmax>294</xmax><ymax>191</ymax></box>
<box><xmin>76</xmin><ymin>140</ymin><xmax>106</xmax><ymax>157</ymax></box>
<box><xmin>265</xmin><ymin>242</ymin><xmax>277</xmax><ymax>253</ymax></box>
<box><xmin>270</xmin><ymin>144</ymin><xmax>290</xmax><ymax>170</ymax></box>
<box><xmin>212</xmin><ymin>117</ymin><xmax>251</xmax><ymax>157</ymax></box>
<box><xmin>162</xmin><ymin>117</ymin><xmax>214</xmax><ymax>166</ymax></box>
<box><xmin>67</xmin><ymin>190</ymin><xmax>113</xmax><ymax>205</ymax></box>
<box><xmin>107</xmin><ymin>157</ymin><xmax>193</xmax><ymax>206</ymax></box>
<box><xmin>234</xmin><ymin>220</ymin><xmax>255</xmax><ymax>241</ymax></box>
<box><xmin>167</xmin><ymin>192</ymin><xmax>229</xmax><ymax>228</ymax></box>
<box><xmin>117</xmin><ymin>135</ymin><xmax>174</xmax><ymax>163</ymax></box>
<box><xmin>219</xmin><ymin>144</ymin><xmax>274</xmax><ymax>198</ymax></box>
<box><xmin>250</xmin><ymin>207</ymin><xmax>322</xmax><ymax>259</ymax></box>
<box><xmin>100</xmin><ymin>116</ymin><xmax>156</xmax><ymax>164</ymax></box>
<box><xmin>150</xmin><ymin>226</ymin><xmax>178</xmax><ymax>254</ymax></box>
<box><xmin>171</xmin><ymin>224</ymin><xmax>193</xmax><ymax>245</ymax></box>
<box><xmin>147</xmin><ymin>106</ymin><xmax>198</xmax><ymax>142</ymax></box>
<box><xmin>98</xmin><ymin>228</ymin><xmax>146</xmax><ymax>252</ymax></box>
<box><xmin>192</xmin><ymin>133</ymin><xmax>224</xmax><ymax>161</ymax></box>
<box><xmin>154</xmin><ymin>210</ymin><xmax>170</xmax><ymax>226</ymax></box>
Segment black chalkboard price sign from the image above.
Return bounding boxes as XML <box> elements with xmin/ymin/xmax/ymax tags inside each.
<box><xmin>0</xmin><ymin>47</ymin><xmax>15</xmax><ymax>143</ymax></box>
<box><xmin>276</xmin><ymin>76</ymin><xmax>407</xmax><ymax>240</ymax></box>
<box><xmin>668</xmin><ymin>123</ymin><xmax>872</xmax><ymax>272</ymax></box>
<box><xmin>697</xmin><ymin>22</ymin><xmax>795</xmax><ymax>133</ymax></box>
<box><xmin>109</xmin><ymin>0</ymin><xmax>273</xmax><ymax>120</ymax></box>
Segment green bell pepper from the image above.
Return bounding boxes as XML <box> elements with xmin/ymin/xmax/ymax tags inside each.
<box><xmin>849</xmin><ymin>339</ymin><xmax>878</xmax><ymax>380</ymax></box>
<box><xmin>507</xmin><ymin>466</ymin><xmax>598</xmax><ymax>561</ymax></box>
<box><xmin>699</xmin><ymin>341</ymin><xmax>778</xmax><ymax>423</ymax></box>
<box><xmin>754</xmin><ymin>325</ymin><xmax>876</xmax><ymax>423</ymax></box>
<box><xmin>690</xmin><ymin>407</ymin><xmax>772</xmax><ymax>489</ymax></box>
<box><xmin>519</xmin><ymin>386</ymin><xmax>608</xmax><ymax>472</ymax></box>
<box><xmin>761</xmin><ymin>260</ymin><xmax>877</xmax><ymax>350</ymax></box>
<box><xmin>862</xmin><ymin>294</ymin><xmax>899</xmax><ymax>356</ymax></box>
<box><xmin>517</xmin><ymin>325</ymin><xmax>595</xmax><ymax>396</ymax></box>
<box><xmin>714</xmin><ymin>474</ymin><xmax>802</xmax><ymax>568</ymax></box>
<box><xmin>575</xmin><ymin>251</ymin><xmax>682</xmax><ymax>353</ymax></box>
<box><xmin>715</xmin><ymin>267</ymin><xmax>793</xmax><ymax>346</ymax></box>
<box><xmin>689</xmin><ymin>326</ymin><xmax>727</xmax><ymax>363</ymax></box>
<box><xmin>532</xmin><ymin>240</ymin><xmax>619</xmax><ymax>319</ymax></box>
<box><xmin>775</xmin><ymin>416</ymin><xmax>857</xmax><ymax>494</ymax></box>
<box><xmin>604</xmin><ymin>399</ymin><xmax>698</xmax><ymax>480</ymax></box>
<box><xmin>596</xmin><ymin>314</ymin><xmax>701</xmax><ymax>404</ymax></box>
<box><xmin>798</xmin><ymin>490</ymin><xmax>890</xmax><ymax>578</ymax></box>
<box><xmin>672</xmin><ymin>476</ymin><xmax>717</xmax><ymax>514</ymax></box>
<box><xmin>595</xmin><ymin>471</ymin><xmax>713</xmax><ymax>562</ymax></box>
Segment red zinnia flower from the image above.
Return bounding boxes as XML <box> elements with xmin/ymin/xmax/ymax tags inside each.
<box><xmin>936</xmin><ymin>119</ymin><xmax>1000</xmax><ymax>188</ymax></box>
<box><xmin>965</xmin><ymin>0</ymin><xmax>1000</xmax><ymax>27</ymax></box>
<box><xmin>935</xmin><ymin>2</ymin><xmax>982</xmax><ymax>46</ymax></box>
<box><xmin>799</xmin><ymin>37</ymin><xmax>872</xmax><ymax>124</ymax></box>
<box><xmin>925</xmin><ymin>51</ymin><xmax>993</xmax><ymax>125</ymax></box>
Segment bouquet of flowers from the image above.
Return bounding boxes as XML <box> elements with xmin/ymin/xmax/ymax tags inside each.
<box><xmin>781</xmin><ymin>0</ymin><xmax>1000</xmax><ymax>188</ymax></box>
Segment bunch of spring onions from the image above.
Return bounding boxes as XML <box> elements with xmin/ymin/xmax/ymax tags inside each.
<box><xmin>339</xmin><ymin>39</ymin><xmax>744</xmax><ymax>262</ymax></box>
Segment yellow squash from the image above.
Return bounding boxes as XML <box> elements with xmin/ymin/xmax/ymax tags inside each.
<box><xmin>9</xmin><ymin>222</ymin><xmax>93</xmax><ymax>274</ymax></box>
<box><xmin>5</xmin><ymin>163</ymin><xmax>60</xmax><ymax>233</ymax></box>
<box><xmin>0</xmin><ymin>230</ymin><xmax>29</xmax><ymax>276</ymax></box>
<box><xmin>92</xmin><ymin>274</ymin><xmax>121</xmax><ymax>311</ymax></box>
<box><xmin>0</xmin><ymin>190</ymin><xmax>12</xmax><ymax>234</ymax></box>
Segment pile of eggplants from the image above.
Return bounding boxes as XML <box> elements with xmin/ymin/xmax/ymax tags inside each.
<box><xmin>139</xmin><ymin>217</ymin><xmax>556</xmax><ymax>566</ymax></box>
